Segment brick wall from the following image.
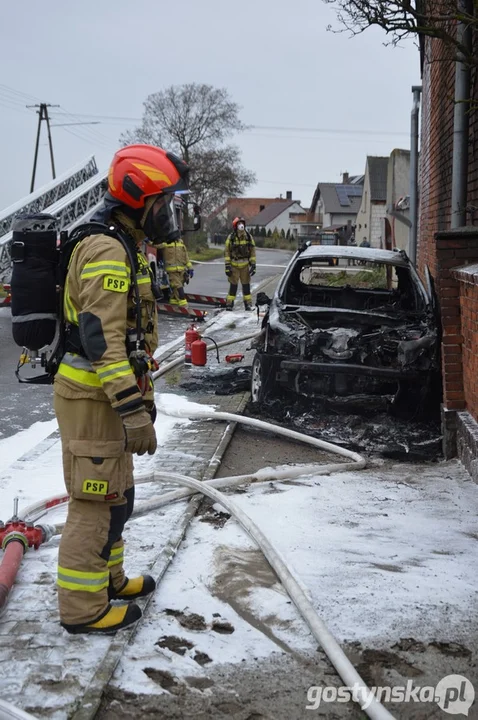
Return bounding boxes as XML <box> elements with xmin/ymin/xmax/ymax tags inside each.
<box><xmin>417</xmin><ymin>28</ymin><xmax>478</xmax><ymax>438</ymax></box>
<box><xmin>417</xmin><ymin>35</ymin><xmax>457</xmax><ymax>281</ymax></box>
<box><xmin>452</xmin><ymin>260</ymin><xmax>478</xmax><ymax>420</ymax></box>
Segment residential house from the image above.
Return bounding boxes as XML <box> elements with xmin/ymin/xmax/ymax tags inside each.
<box><xmin>385</xmin><ymin>149</ymin><xmax>411</xmax><ymax>254</ymax></box>
<box><xmin>355</xmin><ymin>157</ymin><xmax>388</xmax><ymax>248</ymax></box>
<box><xmin>247</xmin><ymin>200</ymin><xmax>305</xmax><ymax>235</ymax></box>
<box><xmin>295</xmin><ymin>173</ymin><xmax>364</xmax><ymax>241</ymax></box>
<box><xmin>207</xmin><ymin>192</ymin><xmax>296</xmax><ymax>232</ymax></box>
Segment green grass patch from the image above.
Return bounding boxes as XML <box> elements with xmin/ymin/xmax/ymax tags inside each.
<box><xmin>189</xmin><ymin>247</ymin><xmax>224</xmax><ymax>262</ymax></box>
<box><xmin>164</xmin><ymin>370</ymin><xmax>181</xmax><ymax>386</ymax></box>
<box><xmin>311</xmin><ymin>265</ymin><xmax>388</xmax><ymax>289</ymax></box>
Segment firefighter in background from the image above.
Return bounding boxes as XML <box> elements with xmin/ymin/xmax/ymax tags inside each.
<box><xmin>224</xmin><ymin>217</ymin><xmax>256</xmax><ymax>311</ymax></box>
<box><xmin>157</xmin><ymin>234</ymin><xmax>193</xmax><ymax>307</ymax></box>
<box><xmin>54</xmin><ymin>144</ymin><xmax>189</xmax><ymax>634</ymax></box>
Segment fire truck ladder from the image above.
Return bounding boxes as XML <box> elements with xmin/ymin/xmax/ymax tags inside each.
<box><xmin>0</xmin><ymin>164</ymin><xmax>107</xmax><ymax>283</ymax></box>
<box><xmin>0</xmin><ymin>156</ymin><xmax>98</xmax><ymax>239</ymax></box>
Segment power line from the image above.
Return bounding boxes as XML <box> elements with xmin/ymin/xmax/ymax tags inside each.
<box><xmin>56</xmin><ymin>105</ymin><xmax>115</xmax><ymax>145</ymax></box>
<box><xmin>46</xmin><ymin>111</ymin><xmax>408</xmax><ymax>137</ymax></box>
<box><xmin>50</xmin><ymin>121</ymin><xmax>101</xmax><ymax>127</ymax></box>
<box><xmin>1</xmin><ymin>85</ymin><xmax>409</xmax><ymax>138</ymax></box>
<box><xmin>248</xmin><ymin>125</ymin><xmax>408</xmax><ymax>137</ymax></box>
<box><xmin>0</xmin><ymin>83</ymin><xmax>41</xmax><ymax>103</ymax></box>
<box><xmin>60</xmin><ymin>124</ymin><xmax>116</xmax><ymax>151</ymax></box>
<box><xmin>256</xmin><ymin>179</ymin><xmax>318</xmax><ymax>188</ymax></box>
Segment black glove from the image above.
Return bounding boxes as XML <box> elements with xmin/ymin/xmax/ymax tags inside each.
<box><xmin>249</xmin><ymin>262</ymin><xmax>256</xmax><ymax>277</ymax></box>
<box><xmin>225</xmin><ymin>263</ymin><xmax>232</xmax><ymax>277</ymax></box>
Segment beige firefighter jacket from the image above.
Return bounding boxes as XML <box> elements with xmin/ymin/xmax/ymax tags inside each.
<box><xmin>158</xmin><ymin>239</ymin><xmax>192</xmax><ymax>273</ymax></box>
<box><xmin>224</xmin><ymin>231</ymin><xmax>256</xmax><ymax>268</ymax></box>
<box><xmin>54</xmin><ymin>229</ymin><xmax>158</xmax><ymax>414</ymax></box>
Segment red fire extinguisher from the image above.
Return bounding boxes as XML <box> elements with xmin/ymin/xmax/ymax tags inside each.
<box><xmin>185</xmin><ymin>324</ymin><xmax>200</xmax><ymax>364</ymax></box>
<box><xmin>191</xmin><ymin>336</ymin><xmax>220</xmax><ymax>367</ymax></box>
<box><xmin>191</xmin><ymin>338</ymin><xmax>208</xmax><ymax>366</ymax></box>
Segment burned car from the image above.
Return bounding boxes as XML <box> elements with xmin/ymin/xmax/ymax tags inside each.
<box><xmin>252</xmin><ymin>245</ymin><xmax>440</xmax><ymax>415</ymax></box>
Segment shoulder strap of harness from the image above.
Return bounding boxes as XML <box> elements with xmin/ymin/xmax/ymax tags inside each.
<box><xmin>44</xmin><ymin>222</ymin><xmax>143</xmax><ymax>382</ymax></box>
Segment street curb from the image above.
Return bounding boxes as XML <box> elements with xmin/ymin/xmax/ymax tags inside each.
<box><xmin>70</xmin><ymin>390</ymin><xmax>251</xmax><ymax>720</ymax></box>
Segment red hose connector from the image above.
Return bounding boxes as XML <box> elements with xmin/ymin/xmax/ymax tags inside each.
<box><xmin>0</xmin><ymin>513</ymin><xmax>54</xmax><ymax>617</ymax></box>
<box><xmin>0</xmin><ymin>520</ymin><xmax>44</xmax><ymax>551</ymax></box>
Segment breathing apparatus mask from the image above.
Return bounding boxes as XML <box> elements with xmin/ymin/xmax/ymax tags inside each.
<box><xmin>141</xmin><ymin>194</ymin><xmax>180</xmax><ymax>243</ymax></box>
<box><xmin>237</xmin><ymin>223</ymin><xmax>245</xmax><ymax>233</ymax></box>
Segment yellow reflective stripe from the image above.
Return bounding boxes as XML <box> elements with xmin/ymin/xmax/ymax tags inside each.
<box><xmin>107</xmin><ymin>557</ymin><xmax>124</xmax><ymax>568</ymax></box>
<box><xmin>64</xmin><ymin>278</ymin><xmax>78</xmax><ymax>324</ymax></box>
<box><xmin>108</xmin><ymin>547</ymin><xmax>124</xmax><ymax>568</ymax></box>
<box><xmin>81</xmin><ymin>261</ymin><xmax>130</xmax><ymax>280</ymax></box>
<box><xmin>109</xmin><ymin>546</ymin><xmax>124</xmax><ymax>558</ymax></box>
<box><xmin>57</xmin><ymin>566</ymin><xmax>109</xmax><ymax>592</ymax></box>
<box><xmin>97</xmin><ymin>360</ymin><xmax>133</xmax><ymax>384</ymax></box>
<box><xmin>231</xmin><ymin>261</ymin><xmax>249</xmax><ymax>267</ymax></box>
<box><xmin>81</xmin><ymin>269</ymin><xmax>129</xmax><ymax>280</ymax></box>
<box><xmin>57</xmin><ymin>363</ymin><xmax>102</xmax><ymax>387</ymax></box>
<box><xmin>165</xmin><ymin>265</ymin><xmax>187</xmax><ymax>272</ymax></box>
<box><xmin>137</xmin><ymin>276</ymin><xmax>151</xmax><ymax>285</ymax></box>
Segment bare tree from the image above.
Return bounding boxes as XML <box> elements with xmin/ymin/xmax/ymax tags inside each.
<box><xmin>121</xmin><ymin>83</ymin><xmax>255</xmax><ymax>213</ymax></box>
<box><xmin>323</xmin><ymin>0</ymin><xmax>477</xmax><ymax>66</ymax></box>
<box><xmin>189</xmin><ymin>146</ymin><xmax>256</xmax><ymax>216</ymax></box>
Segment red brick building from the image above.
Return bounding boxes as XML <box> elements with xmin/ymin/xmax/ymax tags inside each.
<box><xmin>417</xmin><ymin>17</ymin><xmax>478</xmax><ymax>473</ymax></box>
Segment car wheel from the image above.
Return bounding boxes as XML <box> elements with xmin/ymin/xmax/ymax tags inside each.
<box><xmin>251</xmin><ymin>353</ymin><xmax>277</xmax><ymax>403</ymax></box>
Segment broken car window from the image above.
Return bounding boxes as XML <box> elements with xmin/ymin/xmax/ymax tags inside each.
<box><xmin>282</xmin><ymin>259</ymin><xmax>423</xmax><ymax>313</ymax></box>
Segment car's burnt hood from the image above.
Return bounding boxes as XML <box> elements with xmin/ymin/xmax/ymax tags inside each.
<box><xmin>268</xmin><ymin>302</ymin><xmax>437</xmax><ymax>370</ymax></box>
<box><xmin>270</xmin><ymin>303</ymin><xmax>428</xmax><ymax>330</ymax></box>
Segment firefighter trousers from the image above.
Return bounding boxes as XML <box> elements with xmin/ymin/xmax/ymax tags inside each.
<box><xmin>53</xmin><ymin>392</ymin><xmax>134</xmax><ymax>628</ymax></box>
<box><xmin>227</xmin><ymin>265</ymin><xmax>251</xmax><ymax>305</ymax></box>
<box><xmin>168</xmin><ymin>270</ymin><xmax>187</xmax><ymax>307</ymax></box>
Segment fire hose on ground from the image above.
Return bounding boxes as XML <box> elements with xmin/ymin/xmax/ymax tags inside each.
<box><xmin>0</xmin><ymin>332</ymin><xmax>395</xmax><ymax>720</ymax></box>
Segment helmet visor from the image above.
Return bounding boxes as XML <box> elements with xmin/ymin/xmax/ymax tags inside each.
<box><xmin>142</xmin><ymin>195</ymin><xmax>180</xmax><ymax>242</ymax></box>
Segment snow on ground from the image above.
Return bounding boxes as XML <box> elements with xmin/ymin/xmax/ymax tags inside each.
<box><xmin>0</xmin><ymin>393</ymin><xmax>199</xmax><ymax>522</ymax></box>
<box><xmin>111</xmin><ymin>459</ymin><xmax>478</xmax><ymax>695</ymax></box>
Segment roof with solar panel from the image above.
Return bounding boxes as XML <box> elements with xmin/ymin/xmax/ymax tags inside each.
<box><xmin>313</xmin><ymin>181</ymin><xmax>364</xmax><ymax>215</ymax></box>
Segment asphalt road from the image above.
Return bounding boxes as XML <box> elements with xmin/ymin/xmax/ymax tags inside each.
<box><xmin>0</xmin><ymin>248</ymin><xmax>291</xmax><ymax>441</ymax></box>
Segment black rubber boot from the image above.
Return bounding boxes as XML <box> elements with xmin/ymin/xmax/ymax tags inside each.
<box><xmin>244</xmin><ymin>301</ymin><xmax>253</xmax><ymax>311</ymax></box>
<box><xmin>225</xmin><ymin>301</ymin><xmax>234</xmax><ymax>311</ymax></box>
<box><xmin>61</xmin><ymin>603</ymin><xmax>142</xmax><ymax>635</ymax></box>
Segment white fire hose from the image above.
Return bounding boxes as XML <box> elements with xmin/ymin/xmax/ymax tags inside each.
<box><xmin>12</xmin><ymin>332</ymin><xmax>394</xmax><ymax>720</ymax></box>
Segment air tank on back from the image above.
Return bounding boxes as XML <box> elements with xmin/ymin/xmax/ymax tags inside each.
<box><xmin>10</xmin><ymin>214</ymin><xmax>58</xmax><ymax>351</ymax></box>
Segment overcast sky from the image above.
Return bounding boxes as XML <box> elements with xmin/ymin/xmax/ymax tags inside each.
<box><xmin>0</xmin><ymin>0</ymin><xmax>420</xmax><ymax>211</ymax></box>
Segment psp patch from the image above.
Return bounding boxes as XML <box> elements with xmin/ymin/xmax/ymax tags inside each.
<box><xmin>82</xmin><ymin>479</ymin><xmax>109</xmax><ymax>495</ymax></box>
<box><xmin>103</xmin><ymin>276</ymin><xmax>129</xmax><ymax>293</ymax></box>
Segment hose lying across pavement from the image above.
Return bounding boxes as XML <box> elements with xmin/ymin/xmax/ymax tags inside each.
<box><xmin>3</xmin><ymin>331</ymin><xmax>395</xmax><ymax>720</ymax></box>
<box><xmin>17</xmin><ymin>408</ymin><xmax>393</xmax><ymax>719</ymax></box>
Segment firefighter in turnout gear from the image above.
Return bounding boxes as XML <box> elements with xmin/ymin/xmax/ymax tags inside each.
<box><xmin>54</xmin><ymin>144</ymin><xmax>189</xmax><ymax>634</ymax></box>
<box><xmin>158</xmin><ymin>237</ymin><xmax>193</xmax><ymax>307</ymax></box>
<box><xmin>224</xmin><ymin>217</ymin><xmax>256</xmax><ymax>310</ymax></box>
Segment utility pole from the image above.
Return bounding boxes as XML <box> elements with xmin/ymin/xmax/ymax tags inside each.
<box><xmin>27</xmin><ymin>103</ymin><xmax>59</xmax><ymax>192</ymax></box>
